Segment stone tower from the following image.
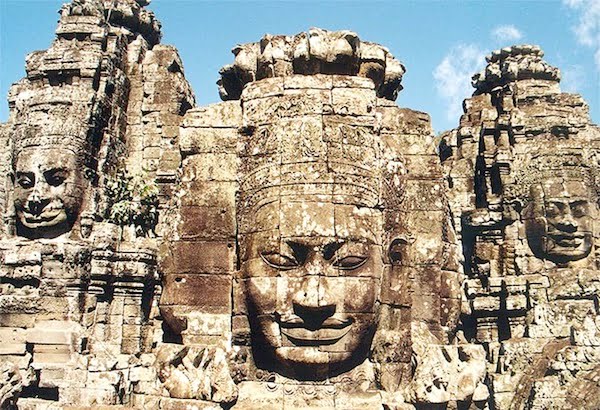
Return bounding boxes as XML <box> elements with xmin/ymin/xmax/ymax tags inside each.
<box><xmin>441</xmin><ymin>45</ymin><xmax>600</xmax><ymax>408</ymax></box>
<box><xmin>1</xmin><ymin>2</ymin><xmax>600</xmax><ymax>409</ymax></box>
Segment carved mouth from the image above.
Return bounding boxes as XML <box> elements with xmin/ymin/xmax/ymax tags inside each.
<box><xmin>548</xmin><ymin>232</ymin><xmax>586</xmax><ymax>248</ymax></box>
<box><xmin>21</xmin><ymin>209</ymin><xmax>64</xmax><ymax>226</ymax></box>
<box><xmin>278</xmin><ymin>317</ymin><xmax>353</xmax><ymax>346</ymax></box>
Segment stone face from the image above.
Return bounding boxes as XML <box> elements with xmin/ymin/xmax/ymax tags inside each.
<box><xmin>160</xmin><ymin>28</ymin><xmax>467</xmax><ymax>409</ymax></box>
<box><xmin>13</xmin><ymin>147</ymin><xmax>86</xmax><ymax>239</ymax></box>
<box><xmin>0</xmin><ymin>0</ymin><xmax>191</xmax><ymax>407</ymax></box>
<box><xmin>1</xmin><ymin>4</ymin><xmax>600</xmax><ymax>408</ymax></box>
<box><xmin>441</xmin><ymin>44</ymin><xmax>600</xmax><ymax>407</ymax></box>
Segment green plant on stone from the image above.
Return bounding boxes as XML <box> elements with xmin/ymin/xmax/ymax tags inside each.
<box><xmin>104</xmin><ymin>170</ymin><xmax>159</xmax><ymax>237</ymax></box>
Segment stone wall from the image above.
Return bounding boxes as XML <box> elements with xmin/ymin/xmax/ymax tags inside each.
<box><xmin>0</xmin><ymin>2</ymin><xmax>599</xmax><ymax>409</ymax></box>
<box><xmin>0</xmin><ymin>0</ymin><xmax>193</xmax><ymax>407</ymax></box>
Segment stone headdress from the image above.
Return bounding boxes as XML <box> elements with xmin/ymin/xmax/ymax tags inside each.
<box><xmin>504</xmin><ymin>146</ymin><xmax>600</xmax><ymax>208</ymax></box>
<box><xmin>228</xmin><ymin>30</ymin><xmax>409</xmax><ymax>224</ymax></box>
<box><xmin>224</xmin><ymin>28</ymin><xmax>462</xmax><ymax>356</ymax></box>
<box><xmin>9</xmin><ymin>97</ymin><xmax>101</xmax><ymax>178</ymax></box>
<box><xmin>218</xmin><ymin>27</ymin><xmax>406</xmax><ymax>101</ymax></box>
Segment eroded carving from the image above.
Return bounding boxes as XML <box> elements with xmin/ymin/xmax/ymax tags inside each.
<box><xmin>523</xmin><ymin>171</ymin><xmax>596</xmax><ymax>264</ymax></box>
<box><xmin>12</xmin><ymin>133</ymin><xmax>89</xmax><ymax>239</ymax></box>
<box><xmin>2</xmin><ymin>2</ymin><xmax>600</xmax><ymax>407</ymax></box>
<box><xmin>0</xmin><ymin>1</ymin><xmax>191</xmax><ymax>408</ymax></box>
<box><xmin>157</xmin><ymin>29</ymin><xmax>481</xmax><ymax>409</ymax></box>
<box><xmin>238</xmin><ymin>137</ymin><xmax>388</xmax><ymax>380</ymax></box>
<box><xmin>218</xmin><ymin>28</ymin><xmax>405</xmax><ymax>101</ymax></box>
<box><xmin>442</xmin><ymin>44</ymin><xmax>600</xmax><ymax>408</ymax></box>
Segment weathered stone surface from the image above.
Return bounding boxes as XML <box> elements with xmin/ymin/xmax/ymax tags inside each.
<box><xmin>154</xmin><ymin>344</ymin><xmax>237</xmax><ymax>403</ymax></box>
<box><xmin>0</xmin><ymin>0</ymin><xmax>183</xmax><ymax>407</ymax></box>
<box><xmin>2</xmin><ymin>2</ymin><xmax>599</xmax><ymax>408</ymax></box>
<box><xmin>218</xmin><ymin>28</ymin><xmax>405</xmax><ymax>101</ymax></box>
<box><xmin>441</xmin><ymin>44</ymin><xmax>600</xmax><ymax>408</ymax></box>
<box><xmin>0</xmin><ymin>359</ymin><xmax>22</xmax><ymax>409</ymax></box>
<box><xmin>409</xmin><ymin>344</ymin><xmax>488</xmax><ymax>404</ymax></box>
<box><xmin>158</xmin><ymin>25</ymin><xmax>465</xmax><ymax>408</ymax></box>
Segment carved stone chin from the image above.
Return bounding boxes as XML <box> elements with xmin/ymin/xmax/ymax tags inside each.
<box><xmin>13</xmin><ymin>146</ymin><xmax>85</xmax><ymax>239</ymax></box>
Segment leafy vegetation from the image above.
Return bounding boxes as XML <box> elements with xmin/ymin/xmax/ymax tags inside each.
<box><xmin>104</xmin><ymin>171</ymin><xmax>159</xmax><ymax>237</ymax></box>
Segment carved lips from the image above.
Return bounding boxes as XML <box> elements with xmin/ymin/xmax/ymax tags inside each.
<box><xmin>547</xmin><ymin>231</ymin><xmax>586</xmax><ymax>248</ymax></box>
<box><xmin>278</xmin><ymin>316</ymin><xmax>354</xmax><ymax>345</ymax></box>
<box><xmin>19</xmin><ymin>204</ymin><xmax>67</xmax><ymax>228</ymax></box>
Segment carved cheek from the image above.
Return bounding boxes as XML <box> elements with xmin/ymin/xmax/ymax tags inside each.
<box><xmin>245</xmin><ymin>277</ymin><xmax>282</xmax><ymax>347</ymax></box>
<box><xmin>343</xmin><ymin>277</ymin><xmax>378</xmax><ymax>313</ymax></box>
<box><xmin>527</xmin><ymin>217</ymin><xmax>547</xmax><ymax>236</ymax></box>
<box><xmin>13</xmin><ymin>188</ymin><xmax>29</xmax><ymax>210</ymax></box>
<box><xmin>276</xmin><ymin>276</ymin><xmax>294</xmax><ymax>315</ymax></box>
<box><xmin>545</xmin><ymin>220</ymin><xmax>561</xmax><ymax>235</ymax></box>
<box><xmin>245</xmin><ymin>277</ymin><xmax>277</xmax><ymax>315</ymax></box>
<box><xmin>57</xmin><ymin>179</ymin><xmax>82</xmax><ymax>202</ymax></box>
<box><xmin>576</xmin><ymin>216</ymin><xmax>592</xmax><ymax>232</ymax></box>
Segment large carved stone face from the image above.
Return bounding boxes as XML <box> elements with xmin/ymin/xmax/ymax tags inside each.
<box><xmin>13</xmin><ymin>147</ymin><xmax>85</xmax><ymax>238</ymax></box>
<box><xmin>241</xmin><ymin>201</ymin><xmax>383</xmax><ymax>379</ymax></box>
<box><xmin>525</xmin><ymin>180</ymin><xmax>595</xmax><ymax>263</ymax></box>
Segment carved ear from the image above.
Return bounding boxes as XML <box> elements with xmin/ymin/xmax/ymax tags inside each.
<box><xmin>387</xmin><ymin>236</ymin><xmax>410</xmax><ymax>265</ymax></box>
<box><xmin>84</xmin><ymin>168</ymin><xmax>97</xmax><ymax>184</ymax></box>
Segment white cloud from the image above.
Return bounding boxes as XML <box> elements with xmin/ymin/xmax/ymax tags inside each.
<box><xmin>433</xmin><ymin>44</ymin><xmax>487</xmax><ymax>121</ymax></box>
<box><xmin>563</xmin><ymin>0</ymin><xmax>600</xmax><ymax>70</ymax></box>
<box><xmin>491</xmin><ymin>25</ymin><xmax>523</xmax><ymax>43</ymax></box>
<box><xmin>561</xmin><ymin>64</ymin><xmax>586</xmax><ymax>92</ymax></box>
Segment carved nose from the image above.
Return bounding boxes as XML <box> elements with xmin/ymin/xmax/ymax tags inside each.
<box><xmin>557</xmin><ymin>213</ymin><xmax>578</xmax><ymax>232</ymax></box>
<box><xmin>293</xmin><ymin>302</ymin><xmax>336</xmax><ymax>330</ymax></box>
<box><xmin>292</xmin><ymin>276</ymin><xmax>337</xmax><ymax>329</ymax></box>
<box><xmin>27</xmin><ymin>196</ymin><xmax>50</xmax><ymax>216</ymax></box>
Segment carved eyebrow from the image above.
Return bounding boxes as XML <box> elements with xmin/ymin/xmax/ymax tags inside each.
<box><xmin>571</xmin><ymin>200</ymin><xmax>589</xmax><ymax>206</ymax></box>
<box><xmin>286</xmin><ymin>241</ymin><xmax>309</xmax><ymax>264</ymax></box>
<box><xmin>546</xmin><ymin>200</ymin><xmax>567</xmax><ymax>207</ymax></box>
<box><xmin>43</xmin><ymin>167</ymin><xmax>68</xmax><ymax>176</ymax></box>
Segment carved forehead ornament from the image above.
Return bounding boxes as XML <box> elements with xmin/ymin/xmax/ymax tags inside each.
<box><xmin>506</xmin><ymin>150</ymin><xmax>600</xmax><ymax>204</ymax></box>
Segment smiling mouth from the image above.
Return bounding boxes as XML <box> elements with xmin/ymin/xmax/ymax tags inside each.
<box><xmin>278</xmin><ymin>317</ymin><xmax>353</xmax><ymax>346</ymax></box>
<box><xmin>20</xmin><ymin>210</ymin><xmax>64</xmax><ymax>226</ymax></box>
<box><xmin>548</xmin><ymin>233</ymin><xmax>586</xmax><ymax>248</ymax></box>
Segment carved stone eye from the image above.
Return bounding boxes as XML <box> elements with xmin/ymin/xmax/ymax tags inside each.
<box><xmin>571</xmin><ymin>202</ymin><xmax>588</xmax><ymax>218</ymax></box>
<box><xmin>17</xmin><ymin>175</ymin><xmax>34</xmax><ymax>189</ymax></box>
<box><xmin>333</xmin><ymin>256</ymin><xmax>367</xmax><ymax>270</ymax></box>
<box><xmin>46</xmin><ymin>173</ymin><xmax>66</xmax><ymax>187</ymax></box>
<box><xmin>545</xmin><ymin>203</ymin><xmax>561</xmax><ymax>218</ymax></box>
<box><xmin>45</xmin><ymin>170</ymin><xmax>67</xmax><ymax>187</ymax></box>
<box><xmin>260</xmin><ymin>253</ymin><xmax>299</xmax><ymax>270</ymax></box>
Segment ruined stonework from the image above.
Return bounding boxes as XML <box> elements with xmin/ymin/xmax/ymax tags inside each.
<box><xmin>0</xmin><ymin>2</ymin><xmax>599</xmax><ymax>409</ymax></box>
<box><xmin>0</xmin><ymin>0</ymin><xmax>194</xmax><ymax>407</ymax></box>
<box><xmin>160</xmin><ymin>29</ymin><xmax>482</xmax><ymax>409</ymax></box>
<box><xmin>440</xmin><ymin>45</ymin><xmax>600</xmax><ymax>408</ymax></box>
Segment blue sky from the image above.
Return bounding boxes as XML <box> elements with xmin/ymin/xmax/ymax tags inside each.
<box><xmin>1</xmin><ymin>0</ymin><xmax>599</xmax><ymax>133</ymax></box>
